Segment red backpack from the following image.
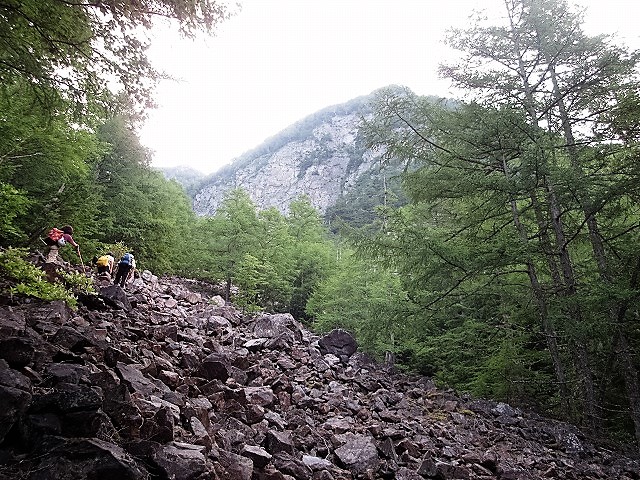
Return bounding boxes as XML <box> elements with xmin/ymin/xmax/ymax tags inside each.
<box><xmin>48</xmin><ymin>228</ymin><xmax>64</xmax><ymax>241</ymax></box>
<box><xmin>47</xmin><ymin>228</ymin><xmax>66</xmax><ymax>246</ymax></box>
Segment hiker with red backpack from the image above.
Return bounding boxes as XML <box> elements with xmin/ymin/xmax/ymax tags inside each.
<box><xmin>44</xmin><ymin>225</ymin><xmax>81</xmax><ymax>263</ymax></box>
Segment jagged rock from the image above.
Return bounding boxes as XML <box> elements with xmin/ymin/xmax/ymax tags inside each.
<box><xmin>185</xmin><ymin>292</ymin><xmax>202</xmax><ymax>304</ymax></box>
<box><xmin>0</xmin><ymin>307</ymin><xmax>26</xmax><ymax>336</ymax></box>
<box><xmin>200</xmin><ymin>352</ymin><xmax>232</xmax><ymax>381</ymax></box>
<box><xmin>218</xmin><ymin>448</ymin><xmax>254</xmax><ymax>480</ymax></box>
<box><xmin>31</xmin><ymin>382</ymin><xmax>103</xmax><ymax>413</ymax></box>
<box><xmin>244</xmin><ymin>386</ymin><xmax>275</xmax><ymax>407</ymax></box>
<box><xmin>208</xmin><ymin>315</ymin><xmax>232</xmax><ymax>330</ymax></box>
<box><xmin>45</xmin><ymin>363</ymin><xmax>91</xmax><ymax>385</ymax></box>
<box><xmin>272</xmin><ymin>452</ymin><xmax>313</xmax><ymax>480</ymax></box>
<box><xmin>302</xmin><ymin>454</ymin><xmax>334</xmax><ymax>471</ymax></box>
<box><xmin>24</xmin><ymin>299</ymin><xmax>71</xmax><ymax>327</ymax></box>
<box><xmin>244</xmin><ymin>338</ymin><xmax>267</xmax><ymax>352</ymax></box>
<box><xmin>77</xmin><ymin>292</ymin><xmax>109</xmax><ymax>310</ymax></box>
<box><xmin>189</xmin><ymin>416</ymin><xmax>212</xmax><ymax>450</ymax></box>
<box><xmin>0</xmin><ymin>336</ymin><xmax>36</xmax><ymax>368</ymax></box>
<box><xmin>242</xmin><ymin>444</ymin><xmax>272</xmax><ymax>468</ymax></box>
<box><xmin>140</xmin><ymin>405</ymin><xmax>175</xmax><ymax>443</ymax></box>
<box><xmin>0</xmin><ymin>360</ymin><xmax>32</xmax><ymax>392</ymax></box>
<box><xmin>152</xmin><ymin>442</ymin><xmax>208</xmax><ymax>480</ymax></box>
<box><xmin>51</xmin><ymin>325</ymin><xmax>95</xmax><ymax>352</ymax></box>
<box><xmin>395</xmin><ymin>466</ymin><xmax>424</xmax><ymax>480</ymax></box>
<box><xmin>210</xmin><ymin>295</ymin><xmax>226</xmax><ymax>307</ymax></box>
<box><xmin>140</xmin><ymin>270</ymin><xmax>158</xmax><ymax>286</ymax></box>
<box><xmin>159</xmin><ymin>369</ymin><xmax>181</xmax><ymax>388</ymax></box>
<box><xmin>334</xmin><ymin>433</ymin><xmax>379</xmax><ymax>473</ymax></box>
<box><xmin>191</xmin><ymin>102</ymin><xmax>383</xmax><ymax>216</ymax></box>
<box><xmin>27</xmin><ymin>437</ymin><xmax>147</xmax><ymax>479</ymax></box>
<box><xmin>253</xmin><ymin>313</ymin><xmax>302</xmax><ymax>342</ymax></box>
<box><xmin>317</xmin><ymin>329</ymin><xmax>357</xmax><ymax>361</ymax></box>
<box><xmin>99</xmin><ymin>284</ymin><xmax>132</xmax><ymax>310</ymax></box>
<box><xmin>117</xmin><ymin>362</ymin><xmax>159</xmax><ymax>395</ymax></box>
<box><xmin>265</xmin><ymin>430</ymin><xmax>295</xmax><ymax>455</ymax></box>
<box><xmin>0</xmin><ymin>270</ymin><xmax>638</xmax><ymax>480</ymax></box>
<box><xmin>0</xmin><ymin>380</ymin><xmax>31</xmax><ymax>443</ymax></box>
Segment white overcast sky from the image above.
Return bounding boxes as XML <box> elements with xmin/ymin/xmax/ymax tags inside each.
<box><xmin>139</xmin><ymin>0</ymin><xmax>640</xmax><ymax>174</ymax></box>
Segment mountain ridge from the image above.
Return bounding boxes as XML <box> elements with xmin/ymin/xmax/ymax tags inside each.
<box><xmin>191</xmin><ymin>90</ymin><xmax>396</xmax><ymax>217</ymax></box>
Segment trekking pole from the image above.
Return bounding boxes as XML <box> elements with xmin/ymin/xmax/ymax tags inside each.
<box><xmin>77</xmin><ymin>250</ymin><xmax>85</xmax><ymax>271</ymax></box>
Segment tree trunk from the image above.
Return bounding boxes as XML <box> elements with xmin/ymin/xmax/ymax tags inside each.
<box><xmin>546</xmin><ymin>181</ymin><xmax>599</xmax><ymax>430</ymax></box>
<box><xmin>225</xmin><ymin>276</ymin><xmax>231</xmax><ymax>305</ymax></box>
<box><xmin>503</xmin><ymin>157</ymin><xmax>570</xmax><ymax>413</ymax></box>
<box><xmin>508</xmin><ymin>18</ymin><xmax>600</xmax><ymax>429</ymax></box>
<box><xmin>548</xmin><ymin>63</ymin><xmax>640</xmax><ymax>446</ymax></box>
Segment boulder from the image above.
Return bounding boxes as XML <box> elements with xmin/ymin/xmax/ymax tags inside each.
<box><xmin>317</xmin><ymin>329</ymin><xmax>357</xmax><ymax>360</ymax></box>
<box><xmin>334</xmin><ymin>433</ymin><xmax>379</xmax><ymax>474</ymax></box>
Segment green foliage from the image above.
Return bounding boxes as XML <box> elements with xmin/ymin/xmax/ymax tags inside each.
<box><xmin>92</xmin><ymin>116</ymin><xmax>197</xmax><ymax>273</ymax></box>
<box><xmin>325</xmin><ymin>167</ymin><xmax>407</xmax><ymax>232</ymax></box>
<box><xmin>0</xmin><ymin>0</ymin><xmax>231</xmax><ymax>117</ymax></box>
<box><xmin>60</xmin><ymin>270</ymin><xmax>96</xmax><ymax>296</ymax></box>
<box><xmin>306</xmin><ymin>247</ymin><xmax>405</xmax><ymax>357</ymax></box>
<box><xmin>0</xmin><ymin>247</ymin><xmax>78</xmax><ymax>307</ymax></box>
<box><xmin>0</xmin><ymin>183</ymin><xmax>30</xmax><ymax>246</ymax></box>
<box><xmin>351</xmin><ymin>0</ymin><xmax>640</xmax><ymax>444</ymax></box>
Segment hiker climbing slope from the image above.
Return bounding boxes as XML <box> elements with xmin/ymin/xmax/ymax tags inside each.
<box><xmin>96</xmin><ymin>252</ymin><xmax>115</xmax><ymax>276</ymax></box>
<box><xmin>44</xmin><ymin>225</ymin><xmax>81</xmax><ymax>264</ymax></box>
<box><xmin>113</xmin><ymin>252</ymin><xmax>135</xmax><ymax>288</ymax></box>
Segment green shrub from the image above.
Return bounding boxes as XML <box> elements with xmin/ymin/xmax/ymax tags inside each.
<box><xmin>0</xmin><ymin>247</ymin><xmax>80</xmax><ymax>308</ymax></box>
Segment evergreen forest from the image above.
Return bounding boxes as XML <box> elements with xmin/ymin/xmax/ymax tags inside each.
<box><xmin>1</xmin><ymin>0</ymin><xmax>640</xmax><ymax>450</ymax></box>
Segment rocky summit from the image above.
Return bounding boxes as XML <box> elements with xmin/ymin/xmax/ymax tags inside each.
<box><xmin>191</xmin><ymin>95</ymin><xmax>381</xmax><ymax>217</ymax></box>
<box><xmin>0</xmin><ymin>270</ymin><xmax>638</xmax><ymax>480</ymax></box>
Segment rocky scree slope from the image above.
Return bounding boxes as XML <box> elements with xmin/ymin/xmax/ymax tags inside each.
<box><xmin>0</xmin><ymin>271</ymin><xmax>638</xmax><ymax>480</ymax></box>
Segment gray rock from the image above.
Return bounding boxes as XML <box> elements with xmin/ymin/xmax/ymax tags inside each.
<box><xmin>0</xmin><ymin>307</ymin><xmax>26</xmax><ymax>336</ymax></box>
<box><xmin>99</xmin><ymin>284</ymin><xmax>133</xmax><ymax>310</ymax></box>
<box><xmin>273</xmin><ymin>452</ymin><xmax>313</xmax><ymax>480</ymax></box>
<box><xmin>0</xmin><ymin>383</ymin><xmax>32</xmax><ymax>443</ymax></box>
<box><xmin>266</xmin><ymin>430</ymin><xmax>295</xmax><ymax>455</ymax></box>
<box><xmin>200</xmin><ymin>352</ymin><xmax>232</xmax><ymax>381</ymax></box>
<box><xmin>153</xmin><ymin>443</ymin><xmax>207</xmax><ymax>480</ymax></box>
<box><xmin>28</xmin><ymin>438</ymin><xmax>147</xmax><ymax>479</ymax></box>
<box><xmin>244</xmin><ymin>386</ymin><xmax>275</xmax><ymax>407</ymax></box>
<box><xmin>317</xmin><ymin>329</ymin><xmax>357</xmax><ymax>360</ymax></box>
<box><xmin>302</xmin><ymin>454</ymin><xmax>334</xmax><ymax>471</ymax></box>
<box><xmin>0</xmin><ymin>336</ymin><xmax>35</xmax><ymax>368</ymax></box>
<box><xmin>217</xmin><ymin>448</ymin><xmax>254</xmax><ymax>479</ymax></box>
<box><xmin>241</xmin><ymin>444</ymin><xmax>272</xmax><ymax>468</ymax></box>
<box><xmin>117</xmin><ymin>362</ymin><xmax>158</xmax><ymax>395</ymax></box>
<box><xmin>334</xmin><ymin>433</ymin><xmax>379</xmax><ymax>473</ymax></box>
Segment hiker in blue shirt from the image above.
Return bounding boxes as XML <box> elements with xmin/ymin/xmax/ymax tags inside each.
<box><xmin>113</xmin><ymin>252</ymin><xmax>136</xmax><ymax>287</ymax></box>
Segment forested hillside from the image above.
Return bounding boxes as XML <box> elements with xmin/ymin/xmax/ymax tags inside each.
<box><xmin>1</xmin><ymin>0</ymin><xmax>640</xmax><ymax>453</ymax></box>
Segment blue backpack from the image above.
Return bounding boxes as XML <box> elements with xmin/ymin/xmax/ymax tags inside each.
<box><xmin>120</xmin><ymin>253</ymin><xmax>133</xmax><ymax>265</ymax></box>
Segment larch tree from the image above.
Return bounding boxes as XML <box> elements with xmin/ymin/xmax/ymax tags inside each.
<box><xmin>441</xmin><ymin>0</ymin><xmax>640</xmax><ymax>441</ymax></box>
<box><xmin>360</xmin><ymin>0</ymin><xmax>640</xmax><ymax>444</ymax></box>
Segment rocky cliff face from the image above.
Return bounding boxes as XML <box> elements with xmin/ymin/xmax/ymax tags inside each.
<box><xmin>0</xmin><ymin>265</ymin><xmax>638</xmax><ymax>479</ymax></box>
<box><xmin>193</xmin><ymin>97</ymin><xmax>382</xmax><ymax>216</ymax></box>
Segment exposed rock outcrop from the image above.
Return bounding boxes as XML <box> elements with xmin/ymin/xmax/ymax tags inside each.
<box><xmin>192</xmin><ymin>96</ymin><xmax>382</xmax><ymax>216</ymax></box>
<box><xmin>0</xmin><ymin>272</ymin><xmax>638</xmax><ymax>479</ymax></box>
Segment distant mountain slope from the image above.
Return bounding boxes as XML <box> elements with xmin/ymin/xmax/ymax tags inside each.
<box><xmin>157</xmin><ymin>166</ymin><xmax>206</xmax><ymax>198</ymax></box>
<box><xmin>192</xmin><ymin>91</ymin><xmax>390</xmax><ymax>217</ymax></box>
